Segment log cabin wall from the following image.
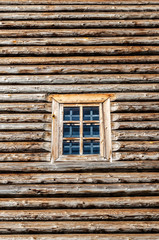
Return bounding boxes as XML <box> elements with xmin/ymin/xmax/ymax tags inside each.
<box><xmin>0</xmin><ymin>0</ymin><xmax>159</xmax><ymax>238</ymax></box>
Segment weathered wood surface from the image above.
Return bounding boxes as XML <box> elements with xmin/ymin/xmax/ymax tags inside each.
<box><xmin>111</xmin><ymin>102</ymin><xmax>159</xmax><ymax>112</ymax></box>
<box><xmin>1</xmin><ymin>37</ymin><xmax>159</xmax><ymax>45</ymax></box>
<box><xmin>0</xmin><ymin>142</ymin><xmax>50</xmax><ymax>152</ymax></box>
<box><xmin>1</xmin><ymin>1</ymin><xmax>159</xmax><ymax>237</ymax></box>
<box><xmin>0</xmin><ymin>221</ymin><xmax>158</xmax><ymax>233</ymax></box>
<box><xmin>0</xmin><ymin>114</ymin><xmax>51</xmax><ymax>123</ymax></box>
<box><xmin>1</xmin><ymin>84</ymin><xmax>159</xmax><ymax>93</ymax></box>
<box><xmin>112</xmin><ymin>130</ymin><xmax>159</xmax><ymax>140</ymax></box>
<box><xmin>0</xmin><ymin>0</ymin><xmax>159</xmax><ymax>4</ymax></box>
<box><xmin>0</xmin><ymin>123</ymin><xmax>51</xmax><ymax>130</ymax></box>
<box><xmin>113</xmin><ymin>141</ymin><xmax>159</xmax><ymax>151</ymax></box>
<box><xmin>1</xmin><ymin>74</ymin><xmax>159</xmax><ymax>84</ymax></box>
<box><xmin>2</xmin><ymin>29</ymin><xmax>159</xmax><ymax>37</ymax></box>
<box><xmin>0</xmin><ymin>153</ymin><xmax>50</xmax><ymax>161</ymax></box>
<box><xmin>2</xmin><ymin>12</ymin><xmax>159</xmax><ymax>20</ymax></box>
<box><xmin>0</xmin><ymin>131</ymin><xmax>51</xmax><ymax>141</ymax></box>
<box><xmin>2</xmin><ymin>5</ymin><xmax>159</xmax><ymax>11</ymax></box>
<box><xmin>3</xmin><ymin>20</ymin><xmax>159</xmax><ymax>29</ymax></box>
<box><xmin>0</xmin><ymin>161</ymin><xmax>157</xmax><ymax>172</ymax></box>
<box><xmin>0</xmin><ymin>94</ymin><xmax>46</xmax><ymax>102</ymax></box>
<box><xmin>0</xmin><ymin>93</ymin><xmax>159</xmax><ymax>102</ymax></box>
<box><xmin>0</xmin><ymin>183</ymin><xmax>158</xmax><ymax>197</ymax></box>
<box><xmin>112</xmin><ymin>121</ymin><xmax>159</xmax><ymax>129</ymax></box>
<box><xmin>112</xmin><ymin>113</ymin><xmax>159</xmax><ymax>121</ymax></box>
<box><xmin>113</xmin><ymin>152</ymin><xmax>159</xmax><ymax>161</ymax></box>
<box><xmin>0</xmin><ymin>209</ymin><xmax>159</xmax><ymax>221</ymax></box>
<box><xmin>0</xmin><ymin>103</ymin><xmax>51</xmax><ymax>113</ymax></box>
<box><xmin>0</xmin><ymin>234</ymin><xmax>159</xmax><ymax>240</ymax></box>
<box><xmin>1</xmin><ymin>46</ymin><xmax>159</xmax><ymax>56</ymax></box>
<box><xmin>0</xmin><ymin>196</ymin><xmax>158</xmax><ymax>209</ymax></box>
<box><xmin>0</xmin><ymin>172</ymin><xmax>158</xmax><ymax>184</ymax></box>
<box><xmin>3</xmin><ymin>56</ymin><xmax>159</xmax><ymax>65</ymax></box>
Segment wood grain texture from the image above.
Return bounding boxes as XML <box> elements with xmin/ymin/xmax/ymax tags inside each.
<box><xmin>1</xmin><ymin>46</ymin><xmax>159</xmax><ymax>56</ymax></box>
<box><xmin>0</xmin><ymin>172</ymin><xmax>158</xmax><ymax>184</ymax></box>
<box><xmin>0</xmin><ymin>221</ymin><xmax>158</xmax><ymax>233</ymax></box>
<box><xmin>3</xmin><ymin>20</ymin><xmax>159</xmax><ymax>29</ymax></box>
<box><xmin>0</xmin><ymin>0</ymin><xmax>159</xmax><ymax>4</ymax></box>
<box><xmin>0</xmin><ymin>161</ymin><xmax>157</xmax><ymax>172</ymax></box>
<box><xmin>0</xmin><ymin>0</ymin><xmax>159</xmax><ymax>237</ymax></box>
<box><xmin>0</xmin><ymin>196</ymin><xmax>158</xmax><ymax>209</ymax></box>
<box><xmin>0</xmin><ymin>209</ymin><xmax>159</xmax><ymax>221</ymax></box>
<box><xmin>1</xmin><ymin>37</ymin><xmax>159</xmax><ymax>45</ymax></box>
<box><xmin>1</xmin><ymin>5</ymin><xmax>159</xmax><ymax>11</ymax></box>
<box><xmin>0</xmin><ymin>234</ymin><xmax>159</xmax><ymax>240</ymax></box>
<box><xmin>1</xmin><ymin>74</ymin><xmax>159</xmax><ymax>85</ymax></box>
<box><xmin>0</xmin><ymin>183</ymin><xmax>158</xmax><ymax>197</ymax></box>
<box><xmin>1</xmin><ymin>29</ymin><xmax>159</xmax><ymax>37</ymax></box>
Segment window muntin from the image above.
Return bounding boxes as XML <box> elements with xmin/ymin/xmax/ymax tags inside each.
<box><xmin>63</xmin><ymin>105</ymin><xmax>100</xmax><ymax>155</ymax></box>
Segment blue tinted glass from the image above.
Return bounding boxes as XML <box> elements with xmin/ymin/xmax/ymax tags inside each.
<box><xmin>83</xmin><ymin>107</ymin><xmax>99</xmax><ymax>121</ymax></box>
<box><xmin>83</xmin><ymin>124</ymin><xmax>99</xmax><ymax>137</ymax></box>
<box><xmin>64</xmin><ymin>107</ymin><xmax>79</xmax><ymax>121</ymax></box>
<box><xmin>83</xmin><ymin>140</ymin><xmax>100</xmax><ymax>155</ymax></box>
<box><xmin>63</xmin><ymin>124</ymin><xmax>80</xmax><ymax>138</ymax></box>
<box><xmin>63</xmin><ymin>141</ymin><xmax>79</xmax><ymax>155</ymax></box>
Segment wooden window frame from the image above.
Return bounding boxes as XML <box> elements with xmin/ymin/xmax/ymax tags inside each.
<box><xmin>50</xmin><ymin>94</ymin><xmax>112</xmax><ymax>163</ymax></box>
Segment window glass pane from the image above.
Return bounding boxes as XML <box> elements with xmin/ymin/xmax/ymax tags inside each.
<box><xmin>63</xmin><ymin>140</ymin><xmax>79</xmax><ymax>155</ymax></box>
<box><xmin>83</xmin><ymin>140</ymin><xmax>100</xmax><ymax>154</ymax></box>
<box><xmin>83</xmin><ymin>107</ymin><xmax>99</xmax><ymax>121</ymax></box>
<box><xmin>83</xmin><ymin>124</ymin><xmax>99</xmax><ymax>137</ymax></box>
<box><xmin>63</xmin><ymin>124</ymin><xmax>80</xmax><ymax>138</ymax></box>
<box><xmin>64</xmin><ymin>107</ymin><xmax>79</xmax><ymax>121</ymax></box>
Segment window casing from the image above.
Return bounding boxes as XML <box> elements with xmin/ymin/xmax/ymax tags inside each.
<box><xmin>50</xmin><ymin>94</ymin><xmax>112</xmax><ymax>162</ymax></box>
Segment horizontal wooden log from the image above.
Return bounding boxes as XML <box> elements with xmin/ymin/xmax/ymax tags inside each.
<box><xmin>112</xmin><ymin>113</ymin><xmax>159</xmax><ymax>121</ymax></box>
<box><xmin>2</xmin><ymin>56</ymin><xmax>159</xmax><ymax>65</ymax></box>
<box><xmin>112</xmin><ymin>130</ymin><xmax>159</xmax><ymax>141</ymax></box>
<box><xmin>1</xmin><ymin>74</ymin><xmax>159</xmax><ymax>84</ymax></box>
<box><xmin>0</xmin><ymin>152</ymin><xmax>50</xmax><ymax>161</ymax></box>
<box><xmin>0</xmin><ymin>183</ymin><xmax>158</xmax><ymax>197</ymax></box>
<box><xmin>1</xmin><ymin>12</ymin><xmax>159</xmax><ymax>20</ymax></box>
<box><xmin>113</xmin><ymin>141</ymin><xmax>159</xmax><ymax>151</ymax></box>
<box><xmin>1</xmin><ymin>56</ymin><xmax>159</xmax><ymax>65</ymax></box>
<box><xmin>0</xmin><ymin>103</ymin><xmax>51</xmax><ymax>113</ymax></box>
<box><xmin>1</xmin><ymin>29</ymin><xmax>159</xmax><ymax>37</ymax></box>
<box><xmin>115</xmin><ymin>93</ymin><xmax>159</xmax><ymax>101</ymax></box>
<box><xmin>1</xmin><ymin>37</ymin><xmax>159</xmax><ymax>46</ymax></box>
<box><xmin>1</xmin><ymin>84</ymin><xmax>159</xmax><ymax>93</ymax></box>
<box><xmin>0</xmin><ymin>114</ymin><xmax>51</xmax><ymax>123</ymax></box>
<box><xmin>0</xmin><ymin>93</ymin><xmax>158</xmax><ymax>103</ymax></box>
<box><xmin>0</xmin><ymin>161</ymin><xmax>158</xmax><ymax>172</ymax></box>
<box><xmin>0</xmin><ymin>0</ymin><xmax>159</xmax><ymax>4</ymax></box>
<box><xmin>112</xmin><ymin>121</ymin><xmax>159</xmax><ymax>130</ymax></box>
<box><xmin>0</xmin><ymin>142</ymin><xmax>50</xmax><ymax>152</ymax></box>
<box><xmin>0</xmin><ymin>131</ymin><xmax>51</xmax><ymax>142</ymax></box>
<box><xmin>2</xmin><ymin>20</ymin><xmax>159</xmax><ymax>29</ymax></box>
<box><xmin>1</xmin><ymin>5</ymin><xmax>159</xmax><ymax>12</ymax></box>
<box><xmin>0</xmin><ymin>172</ymin><xmax>158</xmax><ymax>184</ymax></box>
<box><xmin>0</xmin><ymin>234</ymin><xmax>159</xmax><ymax>240</ymax></box>
<box><xmin>0</xmin><ymin>196</ymin><xmax>158</xmax><ymax>209</ymax></box>
<box><xmin>0</xmin><ymin>209</ymin><xmax>159</xmax><ymax>221</ymax></box>
<box><xmin>113</xmin><ymin>152</ymin><xmax>159</xmax><ymax>161</ymax></box>
<box><xmin>1</xmin><ymin>65</ymin><xmax>159</xmax><ymax>75</ymax></box>
<box><xmin>0</xmin><ymin>123</ymin><xmax>51</xmax><ymax>130</ymax></box>
<box><xmin>0</xmin><ymin>94</ymin><xmax>46</xmax><ymax>102</ymax></box>
<box><xmin>1</xmin><ymin>46</ymin><xmax>159</xmax><ymax>56</ymax></box>
<box><xmin>0</xmin><ymin>221</ymin><xmax>158</xmax><ymax>233</ymax></box>
<box><xmin>111</xmin><ymin>102</ymin><xmax>159</xmax><ymax>112</ymax></box>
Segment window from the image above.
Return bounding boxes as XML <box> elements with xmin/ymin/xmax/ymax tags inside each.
<box><xmin>50</xmin><ymin>94</ymin><xmax>112</xmax><ymax>162</ymax></box>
